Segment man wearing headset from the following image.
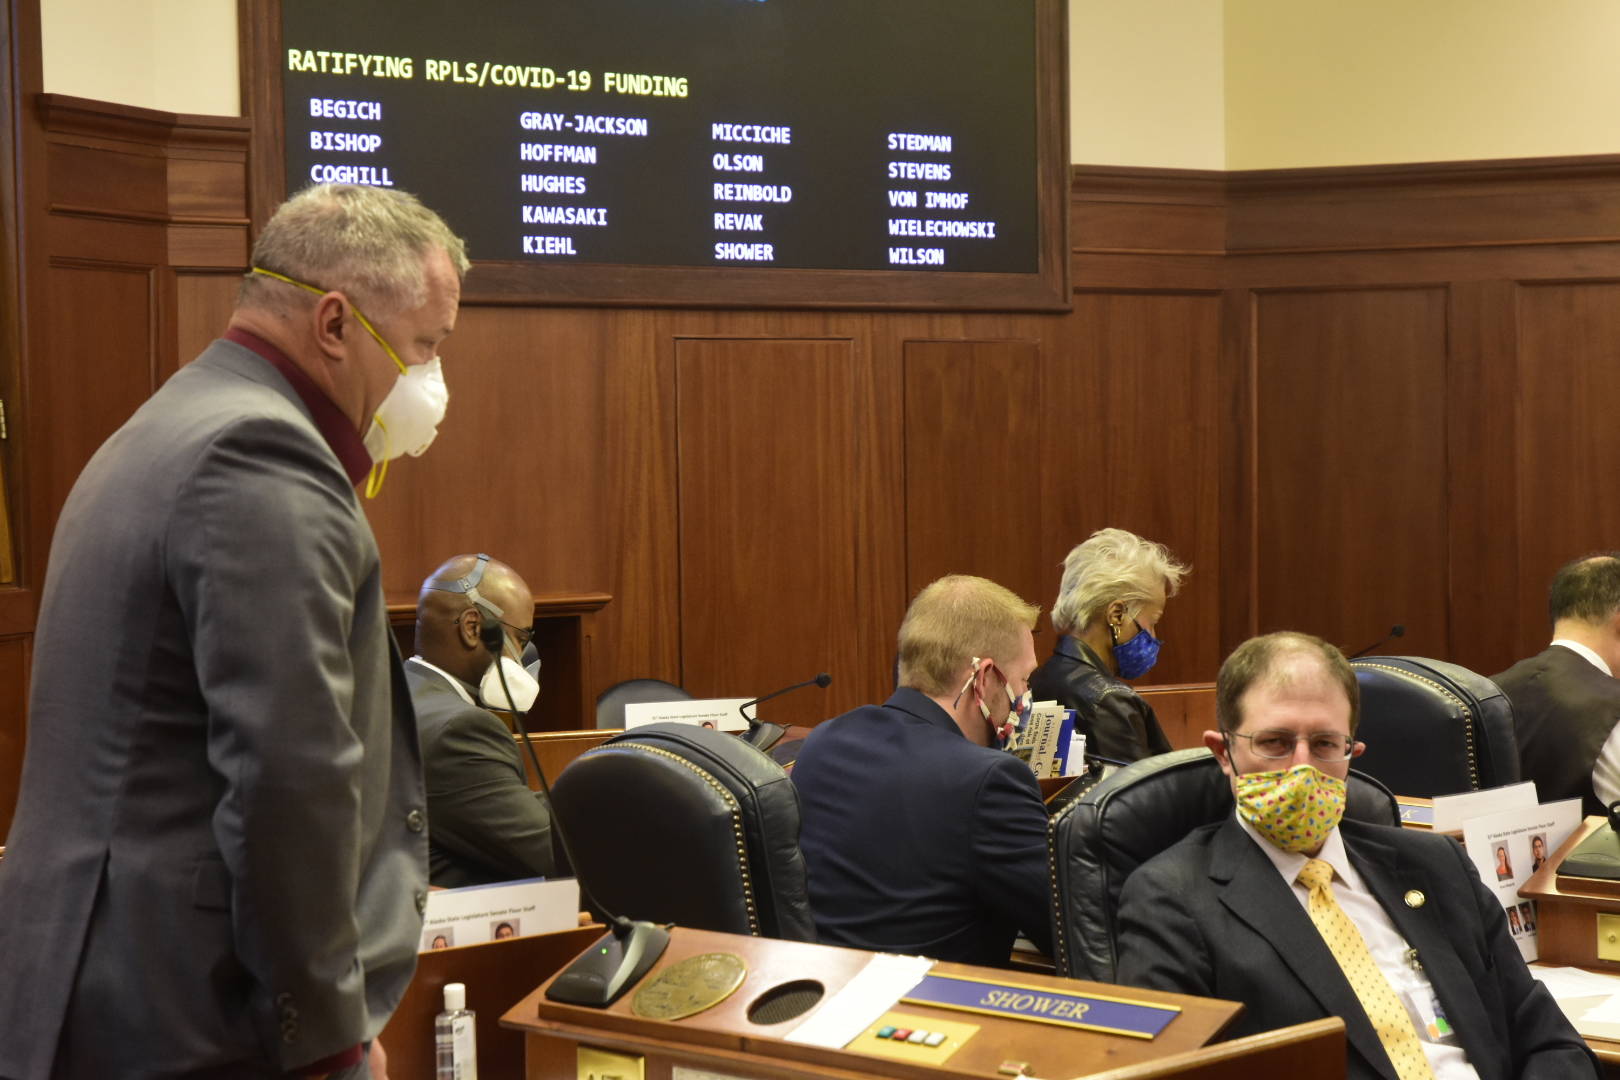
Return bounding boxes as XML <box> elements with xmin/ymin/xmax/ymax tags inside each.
<box><xmin>407</xmin><ymin>553</ymin><xmax>555</xmax><ymax>888</ymax></box>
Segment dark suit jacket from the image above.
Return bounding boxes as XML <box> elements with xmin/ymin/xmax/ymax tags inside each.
<box><xmin>1494</xmin><ymin>644</ymin><xmax>1620</xmax><ymax>816</ymax></box>
<box><xmin>1116</xmin><ymin>817</ymin><xmax>1597</xmax><ymax>1080</ymax></box>
<box><xmin>0</xmin><ymin>339</ymin><xmax>427</xmax><ymax>1079</ymax></box>
<box><xmin>407</xmin><ymin>660</ymin><xmax>555</xmax><ymax>887</ymax></box>
<box><xmin>1028</xmin><ymin>636</ymin><xmax>1172</xmax><ymax>762</ymax></box>
<box><xmin>791</xmin><ymin>688</ymin><xmax>1053</xmax><ymax>966</ymax></box>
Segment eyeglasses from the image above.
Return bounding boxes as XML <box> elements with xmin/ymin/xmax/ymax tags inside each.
<box><xmin>502</xmin><ymin>622</ymin><xmax>536</xmax><ymax>650</ymax></box>
<box><xmin>1224</xmin><ymin>729</ymin><xmax>1356</xmax><ymax>761</ymax></box>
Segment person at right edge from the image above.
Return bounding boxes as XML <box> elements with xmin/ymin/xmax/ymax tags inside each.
<box><xmin>1029</xmin><ymin>527</ymin><xmax>1187</xmax><ymax>761</ymax></box>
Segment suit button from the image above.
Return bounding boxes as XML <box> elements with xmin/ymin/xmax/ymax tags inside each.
<box><xmin>415</xmin><ymin>890</ymin><xmax>428</xmax><ymax>914</ymax></box>
<box><xmin>281</xmin><ymin>1021</ymin><xmax>297</xmax><ymax>1042</ymax></box>
<box><xmin>274</xmin><ymin>992</ymin><xmax>293</xmax><ymax>1007</ymax></box>
<box><xmin>406</xmin><ymin>809</ymin><xmax>426</xmax><ymax>833</ymax></box>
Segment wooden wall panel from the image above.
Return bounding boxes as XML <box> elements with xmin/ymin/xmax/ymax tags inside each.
<box><xmin>903</xmin><ymin>340</ymin><xmax>1044</xmax><ymax>608</ymax></box>
<box><xmin>1041</xmin><ymin>292</ymin><xmax>1224</xmax><ymax>684</ymax></box>
<box><xmin>674</xmin><ymin>338</ymin><xmax>863</xmax><ymax>728</ymax></box>
<box><xmin>174</xmin><ymin>272</ymin><xmax>243</xmax><ymax>374</ymax></box>
<box><xmin>0</xmin><ymin>634</ymin><xmax>29</xmax><ymax>842</ymax></box>
<box><xmin>39</xmin><ymin>264</ymin><xmax>155</xmax><ymax>530</ymax></box>
<box><xmin>1254</xmin><ymin>288</ymin><xmax>1451</xmax><ymax>658</ymax></box>
<box><xmin>1514</xmin><ymin>281</ymin><xmax>1620</xmax><ymax>662</ymax></box>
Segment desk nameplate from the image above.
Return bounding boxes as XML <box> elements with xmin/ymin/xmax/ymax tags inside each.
<box><xmin>900</xmin><ymin>972</ymin><xmax>1180</xmax><ymax>1039</ymax></box>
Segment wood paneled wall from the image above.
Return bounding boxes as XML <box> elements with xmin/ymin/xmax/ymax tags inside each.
<box><xmin>11</xmin><ymin>94</ymin><xmax>1620</xmax><ymax>835</ymax></box>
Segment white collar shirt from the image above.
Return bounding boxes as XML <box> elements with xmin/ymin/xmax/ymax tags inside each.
<box><xmin>1235</xmin><ymin>811</ymin><xmax>1477</xmax><ymax>1079</ymax></box>
<box><xmin>408</xmin><ymin>655</ymin><xmax>479</xmax><ymax>707</ymax></box>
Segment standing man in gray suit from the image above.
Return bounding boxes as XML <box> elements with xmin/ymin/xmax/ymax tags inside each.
<box><xmin>0</xmin><ymin>183</ymin><xmax>467</xmax><ymax>1080</ymax></box>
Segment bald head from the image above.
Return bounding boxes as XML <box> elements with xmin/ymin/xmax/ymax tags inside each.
<box><xmin>415</xmin><ymin>554</ymin><xmax>534</xmax><ymax>685</ymax></box>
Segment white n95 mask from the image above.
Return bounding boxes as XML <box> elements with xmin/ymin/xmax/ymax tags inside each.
<box><xmin>363</xmin><ymin>356</ymin><xmax>448</xmax><ymax>463</ymax></box>
<box><xmin>480</xmin><ymin>655</ymin><xmax>539</xmax><ymax>713</ymax></box>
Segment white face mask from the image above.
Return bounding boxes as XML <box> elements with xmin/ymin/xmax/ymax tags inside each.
<box><xmin>363</xmin><ymin>356</ymin><xmax>448</xmax><ymax>463</ymax></box>
<box><xmin>480</xmin><ymin>654</ymin><xmax>540</xmax><ymax>713</ymax></box>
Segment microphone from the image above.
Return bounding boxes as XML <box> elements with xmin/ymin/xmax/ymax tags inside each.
<box><xmin>485</xmin><ymin>624</ymin><xmax>671</xmax><ymax>1005</ymax></box>
<box><xmin>1346</xmin><ymin>624</ymin><xmax>1405</xmax><ymax>660</ymax></box>
<box><xmin>739</xmin><ymin>672</ymin><xmax>831</xmax><ymax>752</ymax></box>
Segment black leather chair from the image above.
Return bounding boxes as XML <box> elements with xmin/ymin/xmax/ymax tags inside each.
<box><xmin>1048</xmin><ymin>747</ymin><xmax>1400</xmax><ymax>982</ymax></box>
<box><xmin>594</xmin><ymin>677</ymin><xmax>692</xmax><ymax>729</ymax></box>
<box><xmin>550</xmin><ymin>722</ymin><xmax>816</xmax><ymax>941</ymax></box>
<box><xmin>1350</xmin><ymin>656</ymin><xmax>1520</xmax><ymax>797</ymax></box>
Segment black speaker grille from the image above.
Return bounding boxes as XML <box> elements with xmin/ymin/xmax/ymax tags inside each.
<box><xmin>746</xmin><ymin>979</ymin><xmax>825</xmax><ymax>1025</ymax></box>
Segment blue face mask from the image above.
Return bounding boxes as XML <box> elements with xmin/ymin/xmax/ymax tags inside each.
<box><xmin>1112</xmin><ymin>619</ymin><xmax>1162</xmax><ymax>680</ymax></box>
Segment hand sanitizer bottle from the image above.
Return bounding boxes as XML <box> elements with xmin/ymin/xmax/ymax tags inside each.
<box><xmin>435</xmin><ymin>981</ymin><xmax>478</xmax><ymax>1079</ymax></box>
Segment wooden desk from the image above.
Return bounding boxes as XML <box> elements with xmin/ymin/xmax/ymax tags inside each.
<box><xmin>380</xmin><ymin>923</ymin><xmax>603</xmax><ymax>1080</ymax></box>
<box><xmin>1136</xmin><ymin>683</ymin><xmax>1216</xmax><ymax>751</ymax></box>
<box><xmin>1517</xmin><ymin>816</ymin><xmax>1620</xmax><ymax>1075</ymax></box>
<box><xmin>504</xmin><ymin>926</ymin><xmax>1346</xmax><ymax>1079</ymax></box>
<box><xmin>388</xmin><ymin>590</ymin><xmax>611</xmax><ymax>730</ymax></box>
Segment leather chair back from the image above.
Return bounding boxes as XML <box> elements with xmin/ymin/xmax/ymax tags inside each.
<box><xmin>1350</xmin><ymin>656</ymin><xmax>1520</xmax><ymax>797</ymax></box>
<box><xmin>594</xmin><ymin>677</ymin><xmax>692</xmax><ymax>729</ymax></box>
<box><xmin>1049</xmin><ymin>747</ymin><xmax>1399</xmax><ymax>982</ymax></box>
<box><xmin>551</xmin><ymin>722</ymin><xmax>816</xmax><ymax>941</ymax></box>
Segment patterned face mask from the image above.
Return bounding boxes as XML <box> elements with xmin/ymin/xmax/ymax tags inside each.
<box><xmin>1234</xmin><ymin>763</ymin><xmax>1347</xmax><ymax>854</ymax></box>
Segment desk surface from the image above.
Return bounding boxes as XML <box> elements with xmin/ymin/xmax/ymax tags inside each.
<box><xmin>505</xmin><ymin>926</ymin><xmax>1246</xmax><ymax>1080</ymax></box>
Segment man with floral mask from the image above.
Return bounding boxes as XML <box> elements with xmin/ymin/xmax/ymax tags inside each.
<box><xmin>408</xmin><ymin>553</ymin><xmax>554</xmax><ymax>887</ymax></box>
<box><xmin>792</xmin><ymin>574</ymin><xmax>1052</xmax><ymax>967</ymax></box>
<box><xmin>0</xmin><ymin>184</ymin><xmax>466</xmax><ymax>1080</ymax></box>
<box><xmin>1116</xmin><ymin>632</ymin><xmax>1595</xmax><ymax>1080</ymax></box>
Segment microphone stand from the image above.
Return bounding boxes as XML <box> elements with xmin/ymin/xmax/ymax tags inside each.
<box><xmin>490</xmin><ymin>638</ymin><xmax>670</xmax><ymax>1006</ymax></box>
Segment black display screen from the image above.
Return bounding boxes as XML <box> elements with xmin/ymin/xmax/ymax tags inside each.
<box><xmin>279</xmin><ymin>0</ymin><xmax>1040</xmax><ymax>276</ymax></box>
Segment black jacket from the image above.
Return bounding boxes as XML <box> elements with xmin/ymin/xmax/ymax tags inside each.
<box><xmin>1028</xmin><ymin>636</ymin><xmax>1172</xmax><ymax>762</ymax></box>
<box><xmin>1494</xmin><ymin>643</ymin><xmax>1620</xmax><ymax>817</ymax></box>
<box><xmin>407</xmin><ymin>659</ymin><xmax>556</xmax><ymax>887</ymax></box>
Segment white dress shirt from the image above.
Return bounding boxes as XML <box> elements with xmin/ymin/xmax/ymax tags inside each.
<box><xmin>1236</xmin><ymin>812</ymin><xmax>1478</xmax><ymax>1079</ymax></box>
<box><xmin>1555</xmin><ymin>640</ymin><xmax>1620</xmax><ymax>810</ymax></box>
<box><xmin>407</xmin><ymin>655</ymin><xmax>478</xmax><ymax>706</ymax></box>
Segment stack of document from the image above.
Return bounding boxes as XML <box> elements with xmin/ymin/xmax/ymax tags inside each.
<box><xmin>1532</xmin><ymin>966</ymin><xmax>1620</xmax><ymax>1040</ymax></box>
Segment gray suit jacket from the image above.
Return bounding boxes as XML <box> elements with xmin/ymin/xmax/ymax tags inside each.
<box><xmin>1116</xmin><ymin>817</ymin><xmax>1597</xmax><ymax>1080</ymax></box>
<box><xmin>407</xmin><ymin>660</ymin><xmax>555</xmax><ymax>887</ymax></box>
<box><xmin>0</xmin><ymin>339</ymin><xmax>428</xmax><ymax>1079</ymax></box>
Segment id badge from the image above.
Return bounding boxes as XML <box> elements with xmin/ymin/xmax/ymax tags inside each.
<box><xmin>1404</xmin><ymin>988</ymin><xmax>1457</xmax><ymax>1044</ymax></box>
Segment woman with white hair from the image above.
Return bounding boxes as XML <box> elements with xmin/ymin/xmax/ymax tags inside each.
<box><xmin>1028</xmin><ymin>528</ymin><xmax>1188</xmax><ymax>762</ymax></box>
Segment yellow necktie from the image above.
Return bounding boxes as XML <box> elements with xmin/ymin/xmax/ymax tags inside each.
<box><xmin>1296</xmin><ymin>858</ymin><xmax>1435</xmax><ymax>1080</ymax></box>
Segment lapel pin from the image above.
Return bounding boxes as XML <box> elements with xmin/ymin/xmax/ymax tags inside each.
<box><xmin>1404</xmin><ymin>889</ymin><xmax>1425</xmax><ymax>908</ymax></box>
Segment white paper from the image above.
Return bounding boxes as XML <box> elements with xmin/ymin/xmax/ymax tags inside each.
<box><xmin>420</xmin><ymin>876</ymin><xmax>579</xmax><ymax>950</ymax></box>
<box><xmin>623</xmin><ymin>697</ymin><xmax>752</xmax><ymax>733</ymax></box>
<box><xmin>1532</xmin><ymin>965</ymin><xmax>1620</xmax><ymax>1000</ymax></box>
<box><xmin>783</xmin><ymin>953</ymin><xmax>935</xmax><ymax>1048</ymax></box>
<box><xmin>1431</xmin><ymin>781</ymin><xmax>1539</xmax><ymax>833</ymax></box>
<box><xmin>1580</xmin><ymin>994</ymin><xmax>1620</xmax><ymax>1023</ymax></box>
<box><xmin>1460</xmin><ymin>799</ymin><xmax>1581</xmax><ymax>962</ymax></box>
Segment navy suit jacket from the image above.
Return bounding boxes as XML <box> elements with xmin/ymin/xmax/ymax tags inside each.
<box><xmin>1116</xmin><ymin>817</ymin><xmax>1596</xmax><ymax>1080</ymax></box>
<box><xmin>791</xmin><ymin>688</ymin><xmax>1053</xmax><ymax>966</ymax></box>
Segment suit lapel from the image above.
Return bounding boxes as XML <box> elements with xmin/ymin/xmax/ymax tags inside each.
<box><xmin>1210</xmin><ymin>820</ymin><xmax>1400</xmax><ymax>1080</ymax></box>
<box><xmin>1344</xmin><ymin>823</ymin><xmax>1494</xmax><ymax>1076</ymax></box>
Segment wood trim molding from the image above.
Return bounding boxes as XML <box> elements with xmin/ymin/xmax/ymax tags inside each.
<box><xmin>37</xmin><ymin>93</ymin><xmax>251</xmax><ymax>148</ymax></box>
<box><xmin>1074</xmin><ymin>155</ymin><xmax>1620</xmax><ymax>260</ymax></box>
